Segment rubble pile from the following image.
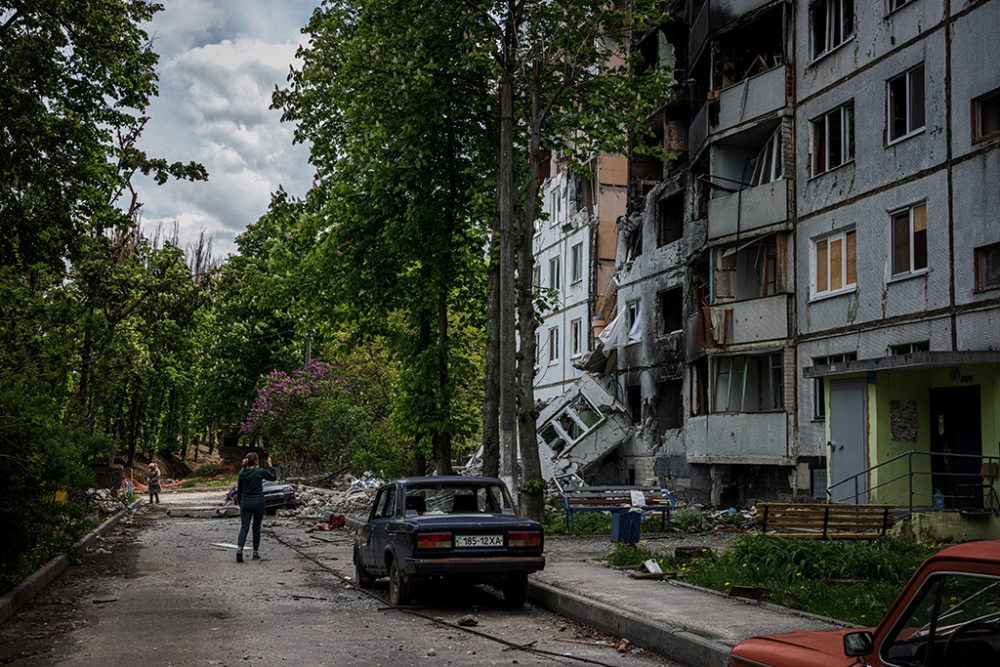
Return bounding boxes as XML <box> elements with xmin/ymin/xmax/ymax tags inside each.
<box><xmin>288</xmin><ymin>477</ymin><xmax>381</xmax><ymax>521</ymax></box>
<box><xmin>84</xmin><ymin>488</ymin><xmax>128</xmax><ymax>515</ymax></box>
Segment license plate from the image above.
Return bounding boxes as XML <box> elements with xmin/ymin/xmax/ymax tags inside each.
<box><xmin>454</xmin><ymin>534</ymin><xmax>503</xmax><ymax>548</ymax></box>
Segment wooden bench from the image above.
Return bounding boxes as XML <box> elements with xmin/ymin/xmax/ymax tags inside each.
<box><xmin>756</xmin><ymin>502</ymin><xmax>894</xmax><ymax>539</ymax></box>
<box><xmin>561</xmin><ymin>486</ymin><xmax>675</xmax><ymax>531</ymax></box>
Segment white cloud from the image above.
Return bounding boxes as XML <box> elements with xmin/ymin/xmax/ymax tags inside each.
<box><xmin>136</xmin><ymin>2</ymin><xmax>316</xmax><ymax>259</ymax></box>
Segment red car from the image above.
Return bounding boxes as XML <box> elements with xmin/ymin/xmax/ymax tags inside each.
<box><xmin>729</xmin><ymin>540</ymin><xmax>1000</xmax><ymax>667</ymax></box>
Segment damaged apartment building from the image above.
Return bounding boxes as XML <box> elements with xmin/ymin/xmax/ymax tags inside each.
<box><xmin>534</xmin><ymin>0</ymin><xmax>1000</xmax><ymax>509</ymax></box>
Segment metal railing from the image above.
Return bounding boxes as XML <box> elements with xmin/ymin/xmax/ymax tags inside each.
<box><xmin>827</xmin><ymin>450</ymin><xmax>1000</xmax><ymax>518</ymax></box>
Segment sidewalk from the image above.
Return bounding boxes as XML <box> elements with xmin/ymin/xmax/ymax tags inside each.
<box><xmin>525</xmin><ymin>534</ymin><xmax>848</xmax><ymax>667</ymax></box>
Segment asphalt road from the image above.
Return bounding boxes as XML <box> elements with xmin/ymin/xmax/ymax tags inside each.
<box><xmin>0</xmin><ymin>490</ymin><xmax>679</xmax><ymax>667</ymax></box>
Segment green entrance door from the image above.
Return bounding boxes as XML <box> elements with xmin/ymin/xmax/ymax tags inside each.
<box><xmin>929</xmin><ymin>385</ymin><xmax>982</xmax><ymax>510</ymax></box>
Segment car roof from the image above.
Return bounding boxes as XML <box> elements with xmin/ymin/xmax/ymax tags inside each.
<box><xmin>394</xmin><ymin>476</ymin><xmax>505</xmax><ymax>486</ymax></box>
<box><xmin>929</xmin><ymin>539</ymin><xmax>1000</xmax><ymax>564</ymax></box>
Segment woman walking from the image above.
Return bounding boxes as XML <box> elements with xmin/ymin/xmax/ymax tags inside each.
<box><xmin>235</xmin><ymin>452</ymin><xmax>276</xmax><ymax>563</ymax></box>
<box><xmin>147</xmin><ymin>463</ymin><xmax>161</xmax><ymax>504</ymax></box>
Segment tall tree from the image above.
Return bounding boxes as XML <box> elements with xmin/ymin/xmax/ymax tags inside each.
<box><xmin>274</xmin><ymin>0</ymin><xmax>494</xmax><ymax>474</ymax></box>
<box><xmin>475</xmin><ymin>0</ymin><xmax>671</xmax><ymax>519</ymax></box>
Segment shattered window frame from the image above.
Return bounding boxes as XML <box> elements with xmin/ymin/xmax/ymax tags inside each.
<box><xmin>811</xmin><ymin>0</ymin><xmax>855</xmax><ymax>61</ymax></box>
<box><xmin>890</xmin><ymin>202</ymin><xmax>928</xmax><ymax>277</ymax></box>
<box><xmin>711</xmin><ymin>352</ymin><xmax>784</xmax><ymax>414</ymax></box>
<box><xmin>974</xmin><ymin>243</ymin><xmax>1000</xmax><ymax>292</ymax></box>
<box><xmin>537</xmin><ymin>394</ymin><xmax>604</xmax><ymax>454</ymax></box>
<box><xmin>571</xmin><ymin>242</ymin><xmax>583</xmax><ymax>284</ymax></box>
<box><xmin>972</xmin><ymin>87</ymin><xmax>1000</xmax><ymax>143</ymax></box>
<box><xmin>811</xmin><ymin>102</ymin><xmax>855</xmax><ymax>176</ymax></box>
<box><xmin>570</xmin><ymin>317</ymin><xmax>582</xmax><ymax>357</ymax></box>
<box><xmin>887</xmin><ymin>64</ymin><xmax>925</xmax><ymax>144</ymax></box>
<box><xmin>748</xmin><ymin>126</ymin><xmax>784</xmax><ymax>187</ymax></box>
<box><xmin>548</xmin><ymin>326</ymin><xmax>560</xmax><ymax>363</ymax></box>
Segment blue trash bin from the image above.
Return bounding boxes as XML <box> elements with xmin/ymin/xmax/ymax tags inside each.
<box><xmin>611</xmin><ymin>509</ymin><xmax>642</xmax><ymax>543</ymax></box>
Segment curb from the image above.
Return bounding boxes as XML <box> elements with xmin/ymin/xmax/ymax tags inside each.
<box><xmin>526</xmin><ymin>580</ymin><xmax>731</xmax><ymax>667</ymax></box>
<box><xmin>0</xmin><ymin>501</ymin><xmax>139</xmax><ymax>627</ymax></box>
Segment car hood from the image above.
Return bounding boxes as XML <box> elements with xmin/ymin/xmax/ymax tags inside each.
<box><xmin>263</xmin><ymin>482</ymin><xmax>293</xmax><ymax>493</ymax></box>
<box><xmin>731</xmin><ymin>628</ymin><xmax>867</xmax><ymax>667</ymax></box>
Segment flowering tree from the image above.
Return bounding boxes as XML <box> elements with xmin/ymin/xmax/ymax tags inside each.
<box><xmin>240</xmin><ymin>361</ymin><xmax>373</xmax><ymax>474</ymax></box>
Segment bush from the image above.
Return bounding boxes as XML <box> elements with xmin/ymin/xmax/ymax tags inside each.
<box><xmin>602</xmin><ymin>543</ymin><xmax>658</xmax><ymax>568</ymax></box>
<box><xmin>659</xmin><ymin>535</ymin><xmax>937</xmax><ymax>624</ymax></box>
<box><xmin>672</xmin><ymin>507</ymin><xmax>704</xmax><ymax>531</ymax></box>
<box><xmin>544</xmin><ymin>510</ymin><xmax>613</xmax><ymax>536</ymax></box>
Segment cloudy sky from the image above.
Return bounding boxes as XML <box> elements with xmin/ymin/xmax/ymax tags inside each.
<box><xmin>136</xmin><ymin>0</ymin><xmax>319</xmax><ymax>257</ymax></box>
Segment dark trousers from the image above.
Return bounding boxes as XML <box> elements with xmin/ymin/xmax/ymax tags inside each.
<box><xmin>148</xmin><ymin>486</ymin><xmax>159</xmax><ymax>503</ymax></box>
<box><xmin>237</xmin><ymin>496</ymin><xmax>266</xmax><ymax>551</ymax></box>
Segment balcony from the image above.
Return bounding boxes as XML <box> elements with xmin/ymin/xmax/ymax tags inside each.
<box><xmin>689</xmin><ymin>102</ymin><xmax>710</xmax><ymax>159</ymax></box>
<box><xmin>686</xmin><ymin>412</ymin><xmax>789</xmax><ymax>464</ymax></box>
<box><xmin>707</xmin><ymin>178</ymin><xmax>787</xmax><ymax>241</ymax></box>
<box><xmin>714</xmin><ymin>65</ymin><xmax>787</xmax><ymax>136</ymax></box>
<box><xmin>707</xmin><ymin>293</ymin><xmax>790</xmax><ymax>346</ymax></box>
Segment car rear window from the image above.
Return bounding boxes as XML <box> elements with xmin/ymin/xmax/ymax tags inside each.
<box><xmin>404</xmin><ymin>484</ymin><xmax>512</xmax><ymax>515</ymax></box>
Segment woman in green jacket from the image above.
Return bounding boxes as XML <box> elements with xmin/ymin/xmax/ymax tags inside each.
<box><xmin>235</xmin><ymin>452</ymin><xmax>276</xmax><ymax>563</ymax></box>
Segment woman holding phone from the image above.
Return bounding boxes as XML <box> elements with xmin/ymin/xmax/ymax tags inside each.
<box><xmin>234</xmin><ymin>452</ymin><xmax>276</xmax><ymax>562</ymax></box>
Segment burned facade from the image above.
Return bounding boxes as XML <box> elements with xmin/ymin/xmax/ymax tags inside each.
<box><xmin>533</xmin><ymin>0</ymin><xmax>1000</xmax><ymax>509</ymax></box>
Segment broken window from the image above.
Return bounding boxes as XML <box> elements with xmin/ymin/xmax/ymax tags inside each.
<box><xmin>380</xmin><ymin>486</ymin><xmax>397</xmax><ymax>518</ymax></box>
<box><xmin>549</xmin><ymin>256</ymin><xmax>561</xmax><ymax>291</ymax></box>
<box><xmin>887</xmin><ymin>64</ymin><xmax>925</xmax><ymax>142</ymax></box>
<box><xmin>890</xmin><ymin>341</ymin><xmax>929</xmax><ymax>355</ymax></box>
<box><xmin>713</xmin><ymin>6</ymin><xmax>784</xmax><ymax>89</ymax></box>
<box><xmin>657</xmin><ymin>194</ymin><xmax>683</xmax><ymax>247</ymax></box>
<box><xmin>889</xmin><ymin>0</ymin><xmax>915</xmax><ymax>11</ymax></box>
<box><xmin>812</xmin><ymin>102</ymin><xmax>854</xmax><ymax>175</ymax></box>
<box><xmin>690</xmin><ymin>359</ymin><xmax>709</xmax><ymax>416</ymax></box>
<box><xmin>626</xmin><ymin>299</ymin><xmax>641</xmax><ymax>343</ymax></box>
<box><xmin>550</xmin><ymin>186</ymin><xmax>562</xmax><ymax>225</ymax></box>
<box><xmin>891</xmin><ymin>203</ymin><xmax>927</xmax><ymax>276</ymax></box>
<box><xmin>713</xmin><ymin>236</ymin><xmax>784</xmax><ymax>302</ymax></box>
<box><xmin>655</xmin><ymin>379</ymin><xmax>684</xmax><ymax>430</ymax></box>
<box><xmin>538</xmin><ymin>394</ymin><xmax>603</xmax><ymax>454</ymax></box>
<box><xmin>532</xmin><ymin>263</ymin><xmax>541</xmax><ymax>289</ymax></box>
<box><xmin>657</xmin><ymin>287</ymin><xmax>683</xmax><ymax>336</ymax></box>
<box><xmin>570</xmin><ymin>318</ymin><xmax>582</xmax><ymax>357</ymax></box>
<box><xmin>973</xmin><ymin>87</ymin><xmax>1000</xmax><ymax>143</ymax></box>
<box><xmin>811</xmin><ymin>0</ymin><xmax>854</xmax><ymax>60</ymax></box>
<box><xmin>548</xmin><ymin>326</ymin><xmax>560</xmax><ymax>363</ymax></box>
<box><xmin>571</xmin><ymin>243</ymin><xmax>583</xmax><ymax>283</ymax></box>
<box><xmin>813</xmin><ymin>229</ymin><xmax>856</xmax><ymax>297</ymax></box>
<box><xmin>712</xmin><ymin>352</ymin><xmax>784</xmax><ymax>413</ymax></box>
<box><xmin>748</xmin><ymin>127</ymin><xmax>784</xmax><ymax>187</ymax></box>
<box><xmin>974</xmin><ymin>243</ymin><xmax>1000</xmax><ymax>291</ymax></box>
<box><xmin>627</xmin><ymin>384</ymin><xmax>642</xmax><ymax>423</ymax></box>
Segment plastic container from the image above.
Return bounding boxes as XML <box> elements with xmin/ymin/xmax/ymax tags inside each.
<box><xmin>611</xmin><ymin>509</ymin><xmax>642</xmax><ymax>544</ymax></box>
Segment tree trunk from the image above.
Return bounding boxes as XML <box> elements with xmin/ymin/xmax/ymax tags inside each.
<box><xmin>498</xmin><ymin>71</ymin><xmax>519</xmax><ymax>497</ymax></box>
<box><xmin>515</xmin><ymin>75</ymin><xmax>546</xmax><ymax>523</ymax></box>
<box><xmin>482</xmin><ymin>215</ymin><xmax>501</xmax><ymax>476</ymax></box>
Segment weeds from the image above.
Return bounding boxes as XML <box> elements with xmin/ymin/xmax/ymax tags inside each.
<box><xmin>544</xmin><ymin>510</ymin><xmax>613</xmax><ymax>536</ymax></box>
<box><xmin>601</xmin><ymin>534</ymin><xmax>937</xmax><ymax>624</ymax></box>
<box><xmin>672</xmin><ymin>507</ymin><xmax>704</xmax><ymax>531</ymax></box>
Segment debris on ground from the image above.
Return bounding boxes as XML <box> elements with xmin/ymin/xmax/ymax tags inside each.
<box><xmin>308</xmin><ymin>513</ymin><xmax>346</xmax><ymax>532</ymax></box>
<box><xmin>457</xmin><ymin>614</ymin><xmax>478</xmax><ymax>627</ymax></box>
<box><xmin>83</xmin><ymin>488</ymin><xmax>128</xmax><ymax>515</ymax></box>
<box><xmin>284</xmin><ymin>474</ymin><xmax>382</xmax><ymax>522</ymax></box>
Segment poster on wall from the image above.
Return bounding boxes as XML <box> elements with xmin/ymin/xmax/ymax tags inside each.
<box><xmin>890</xmin><ymin>399</ymin><xmax>918</xmax><ymax>442</ymax></box>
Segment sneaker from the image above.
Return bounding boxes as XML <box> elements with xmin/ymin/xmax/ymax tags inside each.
<box><xmin>252</xmin><ymin>552</ymin><xmax>261</xmax><ymax>561</ymax></box>
<box><xmin>236</xmin><ymin>549</ymin><xmax>244</xmax><ymax>563</ymax></box>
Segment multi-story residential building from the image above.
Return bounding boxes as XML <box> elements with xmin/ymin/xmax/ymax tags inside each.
<box><xmin>532</xmin><ymin>153</ymin><xmax>627</xmax><ymax>405</ymax></box>
<box><xmin>539</xmin><ymin>0</ymin><xmax>1000</xmax><ymax>511</ymax></box>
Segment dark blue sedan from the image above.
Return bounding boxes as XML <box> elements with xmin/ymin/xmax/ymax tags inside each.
<box><xmin>352</xmin><ymin>476</ymin><xmax>545</xmax><ymax>607</ymax></box>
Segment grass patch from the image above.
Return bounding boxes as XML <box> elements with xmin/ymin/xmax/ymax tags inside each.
<box><xmin>0</xmin><ymin>508</ymin><xmax>99</xmax><ymax>595</ymax></box>
<box><xmin>544</xmin><ymin>510</ymin><xmax>613</xmax><ymax>536</ymax></box>
<box><xmin>602</xmin><ymin>534</ymin><xmax>937</xmax><ymax>625</ymax></box>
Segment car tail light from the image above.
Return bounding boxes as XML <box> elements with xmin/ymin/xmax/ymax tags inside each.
<box><xmin>416</xmin><ymin>532</ymin><xmax>453</xmax><ymax>550</ymax></box>
<box><xmin>507</xmin><ymin>531</ymin><xmax>541</xmax><ymax>548</ymax></box>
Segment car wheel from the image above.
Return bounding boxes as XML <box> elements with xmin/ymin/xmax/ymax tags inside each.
<box><xmin>354</xmin><ymin>552</ymin><xmax>375</xmax><ymax>588</ymax></box>
<box><xmin>502</xmin><ymin>573</ymin><xmax>528</xmax><ymax>608</ymax></box>
<box><xmin>265</xmin><ymin>507</ymin><xmax>277</xmax><ymax>516</ymax></box>
<box><xmin>388</xmin><ymin>559</ymin><xmax>411</xmax><ymax>607</ymax></box>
